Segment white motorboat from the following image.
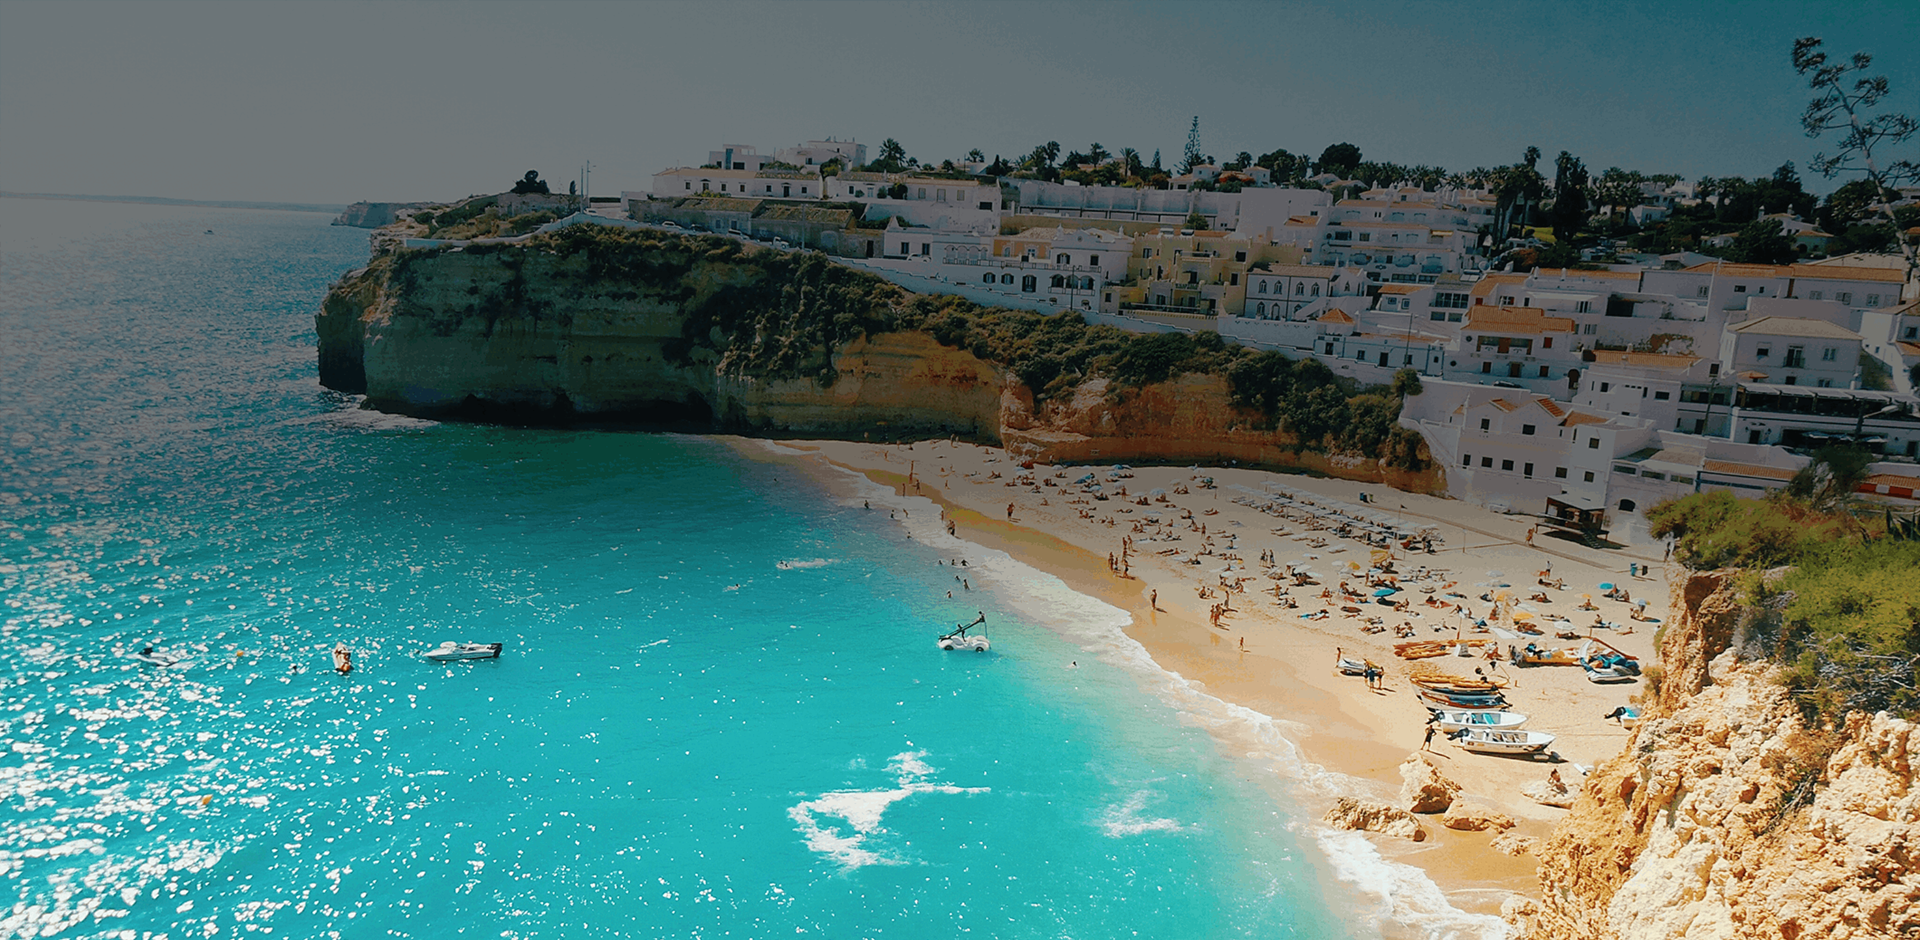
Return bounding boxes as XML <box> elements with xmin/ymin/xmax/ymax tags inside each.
<box><xmin>1449</xmin><ymin>727</ymin><xmax>1556</xmax><ymax>755</ymax></box>
<box><xmin>938</xmin><ymin>612</ymin><xmax>990</xmax><ymax>652</ymax></box>
<box><xmin>1428</xmin><ymin>709</ymin><xmax>1529</xmax><ymax>732</ymax></box>
<box><xmin>423</xmin><ymin>642</ymin><xmax>503</xmax><ymax>662</ymax></box>
<box><xmin>131</xmin><ymin>646</ymin><xmax>179</xmax><ymax>667</ymax></box>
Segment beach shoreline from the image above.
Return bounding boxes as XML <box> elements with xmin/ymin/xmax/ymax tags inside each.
<box><xmin>735</xmin><ymin>436</ymin><xmax>1673</xmax><ymax>923</ymax></box>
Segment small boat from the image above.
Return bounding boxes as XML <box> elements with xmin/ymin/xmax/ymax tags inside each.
<box><xmin>132</xmin><ymin>646</ymin><xmax>178</xmax><ymax>667</ymax></box>
<box><xmin>1511</xmin><ymin>643</ymin><xmax>1583</xmax><ymax>667</ymax></box>
<box><xmin>423</xmin><ymin>642</ymin><xmax>503</xmax><ymax>662</ymax></box>
<box><xmin>1580</xmin><ymin>640</ymin><xmax>1639</xmax><ymax>683</ymax></box>
<box><xmin>1605</xmin><ymin>705</ymin><xmax>1642</xmax><ymax>727</ymax></box>
<box><xmin>1428</xmin><ymin>709</ymin><xmax>1529</xmax><ymax>732</ymax></box>
<box><xmin>1416</xmin><ymin>686</ymin><xmax>1510</xmax><ymax>710</ymax></box>
<box><xmin>1336</xmin><ymin>655</ymin><xmax>1373</xmax><ymax>676</ymax></box>
<box><xmin>938</xmin><ymin>612</ymin><xmax>990</xmax><ymax>652</ymax></box>
<box><xmin>1449</xmin><ymin>727</ymin><xmax>1556</xmax><ymax>755</ymax></box>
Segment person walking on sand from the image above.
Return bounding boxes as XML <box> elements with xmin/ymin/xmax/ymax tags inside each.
<box><xmin>1238</xmin><ymin>636</ymin><xmax>1245</xmax><ymax>651</ymax></box>
<box><xmin>1422</xmin><ymin>723</ymin><xmax>1437</xmax><ymax>752</ymax></box>
<box><xmin>1006</xmin><ymin>503</ymin><xmax>1015</xmax><ymax>521</ymax></box>
<box><xmin>1150</xmin><ymin>589</ymin><xmax>1158</xmax><ymax>610</ymax></box>
<box><xmin>1525</xmin><ymin>526</ymin><xmax>1535</xmax><ymax>547</ymax></box>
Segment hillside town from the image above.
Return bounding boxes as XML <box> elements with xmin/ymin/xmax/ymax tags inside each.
<box><xmin>372</xmin><ymin>130</ymin><xmax>1920</xmax><ymax>547</ymax></box>
<box><xmin>608</xmin><ymin>136</ymin><xmax>1920</xmax><ymax>544</ymax></box>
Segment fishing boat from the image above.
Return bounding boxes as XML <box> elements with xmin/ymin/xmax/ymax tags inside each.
<box><xmin>1511</xmin><ymin>643</ymin><xmax>1583</xmax><ymax>667</ymax></box>
<box><xmin>938</xmin><ymin>612</ymin><xmax>990</xmax><ymax>652</ymax></box>
<box><xmin>1336</xmin><ymin>654</ymin><xmax>1378</xmax><ymax>676</ymax></box>
<box><xmin>1449</xmin><ymin>727</ymin><xmax>1556</xmax><ymax>755</ymax></box>
<box><xmin>1428</xmin><ymin>709</ymin><xmax>1529</xmax><ymax>732</ymax></box>
<box><xmin>422</xmin><ymin>641</ymin><xmax>503</xmax><ymax>662</ymax></box>
<box><xmin>1416</xmin><ymin>686</ymin><xmax>1510</xmax><ymax>710</ymax></box>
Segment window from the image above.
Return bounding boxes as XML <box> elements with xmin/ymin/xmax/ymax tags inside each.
<box><xmin>1142</xmin><ymin>247</ymin><xmax>1153</xmax><ymax>258</ymax></box>
<box><xmin>1481</xmin><ymin>457</ymin><xmax>1493</xmax><ymax>468</ymax></box>
<box><xmin>1355</xmin><ymin>349</ymin><xmax>1367</xmax><ymax>361</ymax></box>
<box><xmin>1256</xmin><ymin>302</ymin><xmax>1266</xmax><ymax>315</ymax></box>
<box><xmin>1784</xmin><ymin>346</ymin><xmax>1806</xmax><ymax>368</ymax></box>
<box><xmin>1784</xmin><ymin>376</ymin><xmax>1797</xmax><ymax>385</ymax></box>
<box><xmin>1906</xmin><ymin>327</ymin><xmax>1918</xmax><ymax>340</ymax></box>
<box><xmin>978</xmin><ymin>201</ymin><xmax>993</xmax><ymax>210</ymax></box>
<box><xmin>920</xmin><ymin>243</ymin><xmax>931</xmax><ymax>256</ymax></box>
<box><xmin>1810</xmin><ymin>290</ymin><xmax>1824</xmax><ymax>300</ymax></box>
<box><xmin>1817</xmin><ymin>378</ymin><xmax>1833</xmax><ymax>387</ymax></box>
<box><xmin>1325</xmin><ymin>343</ymin><xmax>1335</xmax><ymax>354</ymax></box>
<box><xmin>1501</xmin><ymin>459</ymin><xmax>1515</xmax><ymax>471</ymax></box>
<box><xmin>1524</xmin><ymin>462</ymin><xmax>1534</xmax><ymax>478</ymax></box>
<box><xmin>1755</xmin><ymin>346</ymin><xmax>1770</xmax><ymax>359</ymax></box>
<box><xmin>1542</xmin><ymin>337</ymin><xmax>1553</xmax><ymax>349</ymax></box>
<box><xmin>1258</xmin><ymin>281</ymin><xmax>1268</xmax><ymax>294</ymax></box>
<box><xmin>1057</xmin><ymin>253</ymin><xmax>1070</xmax><ymax>265</ymax></box>
<box><xmin>1576</xmin><ymin>301</ymin><xmax>1591</xmax><ymax>314</ymax></box>
<box><xmin>1554</xmin><ymin>467</ymin><xmax>1568</xmax><ymax>479</ymax></box>
<box><xmin>1734</xmin><ymin>285</ymin><xmax>1747</xmax><ymax>293</ymax></box>
<box><xmin>1583</xmin><ymin>323</ymin><xmax>1598</xmax><ymax>335</ymax></box>
<box><xmin>1021</xmin><ymin>275</ymin><xmax>1037</xmax><ymax>293</ymax></box>
<box><xmin>1359</xmin><ymin>232</ymin><xmax>1372</xmax><ymax>242</ymax></box>
<box><xmin>1235</xmin><ymin>251</ymin><xmax>1246</xmax><ymax>262</ymax></box>
<box><xmin>1868</xmin><ymin>294</ymin><xmax>1881</xmax><ymax>307</ymax></box>
<box><xmin>917</xmin><ymin>188</ymin><xmax>926</xmax><ymax>198</ymax></box>
<box><xmin>1522</xmin><ymin>424</ymin><xmax>1536</xmax><ymax>436</ymax></box>
<box><xmin>1462</xmin><ymin>454</ymin><xmax>1472</xmax><ymax>467</ymax></box>
<box><xmin>983</xmin><ymin>273</ymin><xmax>995</xmax><ymax>284</ymax></box>
<box><xmin>1230</xmin><ymin>273</ymin><xmax>1239</xmax><ymax>286</ymax></box>
<box><xmin>1089</xmin><ymin>254</ymin><xmax>1098</xmax><ymax>266</ymax></box>
<box><xmin>1641</xmin><ymin>471</ymin><xmax>1665</xmax><ymax>481</ymax></box>
<box><xmin>1654</xmin><ymin>391</ymin><xmax>1671</xmax><ymax>400</ymax></box>
<box><xmin>1588</xmin><ymin>438</ymin><xmax>1601</xmax><ymax>449</ymax></box>
<box><xmin>1838</xmin><ymin>292</ymin><xmax>1852</xmax><ymax>304</ymax></box>
<box><xmin>1584</xmin><ymin>471</ymin><xmax>1596</xmax><ymax>482</ymax></box>
<box><xmin>1618</xmin><ymin>499</ymin><xmax>1637</xmax><ymax>512</ymax></box>
<box><xmin>1539</xmin><ymin>365</ymin><xmax>1550</xmax><ymax>378</ymax></box>
<box><xmin>1821</xmin><ymin>347</ymin><xmax>1837</xmax><ymax>361</ymax></box>
<box><xmin>1600</xmin><ymin>382</ymin><xmax>1610</xmax><ymax>393</ymax></box>
<box><xmin>1697</xmin><ymin>285</ymin><xmax>1710</xmax><ymax>298</ymax></box>
<box><xmin>1002</xmin><ymin>274</ymin><xmax>1014</xmax><ymax>285</ymax></box>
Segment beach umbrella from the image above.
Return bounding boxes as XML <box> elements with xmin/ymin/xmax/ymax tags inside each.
<box><xmin>1598</xmin><ymin>582</ymin><xmax>1615</xmax><ymax>591</ymax></box>
<box><xmin>1372</xmin><ymin>587</ymin><xmax>1399</xmax><ymax>598</ymax></box>
<box><xmin>1512</xmin><ymin>611</ymin><xmax>1535</xmax><ymax>621</ymax></box>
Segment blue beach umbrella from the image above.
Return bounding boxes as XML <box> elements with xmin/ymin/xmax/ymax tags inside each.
<box><xmin>1372</xmin><ymin>587</ymin><xmax>1399</xmax><ymax>597</ymax></box>
<box><xmin>1598</xmin><ymin>582</ymin><xmax>1616</xmax><ymax>591</ymax></box>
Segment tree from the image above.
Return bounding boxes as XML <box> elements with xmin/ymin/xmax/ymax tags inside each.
<box><xmin>1087</xmin><ymin>142</ymin><xmax>1110</xmax><ymax>165</ymax></box>
<box><xmin>1550</xmin><ymin>150</ymin><xmax>1590</xmax><ymax>240</ymax></box>
<box><xmin>1121</xmin><ymin>147</ymin><xmax>1144</xmax><ymax>179</ymax></box>
<box><xmin>1316</xmin><ymin>142</ymin><xmax>1362</xmax><ymax>177</ymax></box>
<box><xmin>1794</xmin><ymin>36</ymin><xmax>1919</xmax><ymax>278</ymax></box>
<box><xmin>966</xmin><ymin>148</ymin><xmax>985</xmax><ymax>163</ymax></box>
<box><xmin>1787</xmin><ymin>443</ymin><xmax>1876</xmax><ymax>512</ymax></box>
<box><xmin>1727</xmin><ymin>218</ymin><xmax>1798</xmax><ymax>265</ymax></box>
<box><xmin>984</xmin><ymin>155</ymin><xmax>1012</xmax><ymax>176</ymax></box>
<box><xmin>1184</xmin><ymin>211</ymin><xmax>1209</xmax><ymax>231</ymax></box>
<box><xmin>870</xmin><ymin>138</ymin><xmax>909</xmax><ymax>173</ymax></box>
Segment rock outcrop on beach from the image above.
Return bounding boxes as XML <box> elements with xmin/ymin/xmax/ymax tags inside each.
<box><xmin>315</xmin><ymin>227</ymin><xmax>1443</xmax><ymax>489</ymax></box>
<box><xmin>1324</xmin><ymin>796</ymin><xmax>1428</xmax><ymax>842</ymax></box>
<box><xmin>1399</xmin><ymin>752</ymin><xmax>1461</xmax><ymax>814</ymax></box>
<box><xmin>1517</xmin><ymin>571</ymin><xmax>1920</xmax><ymax>940</ymax></box>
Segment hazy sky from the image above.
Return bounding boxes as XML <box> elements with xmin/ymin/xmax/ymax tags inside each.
<box><xmin>3</xmin><ymin>1</ymin><xmax>1916</xmax><ymax>205</ymax></box>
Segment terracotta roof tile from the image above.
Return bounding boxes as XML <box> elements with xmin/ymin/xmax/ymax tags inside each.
<box><xmin>1703</xmin><ymin>460</ymin><xmax>1797</xmax><ymax>481</ymax></box>
<box><xmin>1586</xmin><ymin>350</ymin><xmax>1702</xmax><ymax>369</ymax></box>
<box><xmin>1535</xmin><ymin>398</ymin><xmax>1567</xmax><ymax>418</ymax></box>
<box><xmin>1488</xmin><ymin>398</ymin><xmax>1518</xmax><ymax>412</ymax></box>
<box><xmin>1680</xmin><ymin>261</ymin><xmax>1907</xmax><ymax>284</ymax></box>
<box><xmin>1562</xmin><ymin>412</ymin><xmax>1609</xmax><ymax>427</ymax></box>
<box><xmin>1319</xmin><ymin>310</ymin><xmax>1356</xmax><ymax>324</ymax></box>
<box><xmin>1466</xmin><ymin>306</ymin><xmax>1576</xmax><ymax>334</ymax></box>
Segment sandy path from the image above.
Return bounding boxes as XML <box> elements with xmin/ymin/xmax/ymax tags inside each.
<box><xmin>745</xmin><ymin>438</ymin><xmax>1671</xmax><ymax>914</ymax></box>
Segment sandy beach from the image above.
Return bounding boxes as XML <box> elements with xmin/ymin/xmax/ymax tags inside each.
<box><xmin>745</xmin><ymin>436</ymin><xmax>1673</xmax><ymax>916</ymax></box>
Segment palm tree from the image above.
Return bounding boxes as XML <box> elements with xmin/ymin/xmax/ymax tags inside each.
<box><xmin>1087</xmin><ymin>143</ymin><xmax>1111</xmax><ymax>165</ymax></box>
<box><xmin>1121</xmin><ymin>148</ymin><xmax>1143</xmax><ymax>179</ymax></box>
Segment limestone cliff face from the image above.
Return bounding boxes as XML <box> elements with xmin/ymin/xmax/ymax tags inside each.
<box><xmin>1518</xmin><ymin>572</ymin><xmax>1920</xmax><ymax>940</ymax></box>
<box><xmin>314</xmin><ymin>234</ymin><xmax>1439</xmax><ymax>487</ymax></box>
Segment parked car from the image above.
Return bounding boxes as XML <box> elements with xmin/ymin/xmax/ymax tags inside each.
<box><xmin>660</xmin><ymin>221</ymin><xmax>681</xmax><ymax>229</ymax></box>
<box><xmin>689</xmin><ymin>223</ymin><xmax>708</xmax><ymax>233</ymax></box>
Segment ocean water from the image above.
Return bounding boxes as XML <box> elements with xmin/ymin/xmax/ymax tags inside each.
<box><xmin>0</xmin><ymin>197</ymin><xmax>1503</xmax><ymax>939</ymax></box>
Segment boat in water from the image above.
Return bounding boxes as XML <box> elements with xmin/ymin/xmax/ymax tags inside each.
<box><xmin>131</xmin><ymin>646</ymin><xmax>179</xmax><ymax>667</ymax></box>
<box><xmin>1428</xmin><ymin>708</ymin><xmax>1529</xmax><ymax>732</ymax></box>
<box><xmin>938</xmin><ymin>612</ymin><xmax>990</xmax><ymax>652</ymax></box>
<box><xmin>423</xmin><ymin>641</ymin><xmax>503</xmax><ymax>662</ymax></box>
<box><xmin>1449</xmin><ymin>726</ymin><xmax>1556</xmax><ymax>755</ymax></box>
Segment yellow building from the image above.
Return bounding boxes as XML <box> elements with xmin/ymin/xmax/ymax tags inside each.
<box><xmin>1103</xmin><ymin>230</ymin><xmax>1304</xmax><ymax>319</ymax></box>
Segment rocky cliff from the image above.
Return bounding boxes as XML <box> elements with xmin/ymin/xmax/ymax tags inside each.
<box><xmin>1515</xmin><ymin>571</ymin><xmax>1919</xmax><ymax>940</ymax></box>
<box><xmin>314</xmin><ymin>228</ymin><xmax>1442</xmax><ymax>488</ymax></box>
<box><xmin>333</xmin><ymin>202</ymin><xmax>434</xmax><ymax>228</ymax></box>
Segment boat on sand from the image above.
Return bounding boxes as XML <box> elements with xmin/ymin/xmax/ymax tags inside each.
<box><xmin>1449</xmin><ymin>727</ymin><xmax>1556</xmax><ymax>755</ymax></box>
<box><xmin>1427</xmin><ymin>709</ymin><xmax>1529</xmax><ymax>732</ymax></box>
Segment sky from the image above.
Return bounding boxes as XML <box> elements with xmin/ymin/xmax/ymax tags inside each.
<box><xmin>3</xmin><ymin>0</ymin><xmax>1916</xmax><ymax>206</ymax></box>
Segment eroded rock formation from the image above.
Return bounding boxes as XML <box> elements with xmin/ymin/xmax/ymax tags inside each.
<box><xmin>1518</xmin><ymin>571</ymin><xmax>1920</xmax><ymax>940</ymax></box>
<box><xmin>314</xmin><ymin>231</ymin><xmax>1443</xmax><ymax>487</ymax></box>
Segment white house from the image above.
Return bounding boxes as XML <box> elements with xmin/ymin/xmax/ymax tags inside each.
<box><xmin>707</xmin><ymin>145</ymin><xmax>768</xmax><ymax>172</ymax></box>
<box><xmin>1719</xmin><ymin>317</ymin><xmax>1862</xmax><ymax>389</ymax></box>
<box><xmin>650</xmin><ymin>167</ymin><xmax>824</xmax><ymax>200</ymax></box>
<box><xmin>774</xmin><ymin>139</ymin><xmax>867</xmax><ymax>168</ymax></box>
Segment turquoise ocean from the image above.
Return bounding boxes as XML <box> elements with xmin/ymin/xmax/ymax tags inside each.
<box><xmin>0</xmin><ymin>197</ymin><xmax>1505</xmax><ymax>938</ymax></box>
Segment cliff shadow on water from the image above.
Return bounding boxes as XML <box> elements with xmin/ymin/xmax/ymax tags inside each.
<box><xmin>314</xmin><ymin>225</ymin><xmax>1441</xmax><ymax>487</ymax></box>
